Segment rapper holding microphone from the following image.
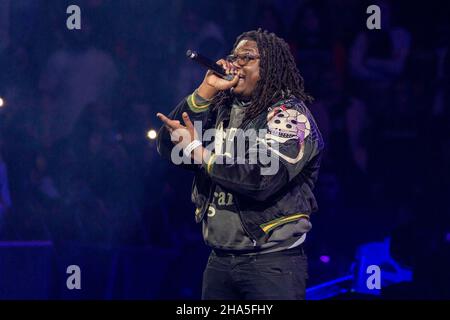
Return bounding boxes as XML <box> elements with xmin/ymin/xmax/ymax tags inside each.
<box><xmin>156</xmin><ymin>29</ymin><xmax>324</xmax><ymax>300</ymax></box>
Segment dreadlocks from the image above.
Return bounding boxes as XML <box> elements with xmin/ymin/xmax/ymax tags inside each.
<box><xmin>211</xmin><ymin>28</ymin><xmax>313</xmax><ymax>125</ymax></box>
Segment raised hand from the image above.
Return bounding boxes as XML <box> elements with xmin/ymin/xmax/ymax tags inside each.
<box><xmin>197</xmin><ymin>59</ymin><xmax>241</xmax><ymax>100</ymax></box>
<box><xmin>156</xmin><ymin>112</ymin><xmax>197</xmax><ymax>149</ymax></box>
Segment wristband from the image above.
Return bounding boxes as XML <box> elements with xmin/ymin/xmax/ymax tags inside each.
<box><xmin>183</xmin><ymin>140</ymin><xmax>202</xmax><ymax>158</ymax></box>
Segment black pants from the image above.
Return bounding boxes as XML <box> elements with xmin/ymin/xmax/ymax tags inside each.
<box><xmin>202</xmin><ymin>247</ymin><xmax>308</xmax><ymax>300</ymax></box>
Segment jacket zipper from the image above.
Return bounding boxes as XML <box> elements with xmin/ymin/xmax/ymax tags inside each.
<box><xmin>212</xmin><ymin>108</ymin><xmax>257</xmax><ymax>246</ymax></box>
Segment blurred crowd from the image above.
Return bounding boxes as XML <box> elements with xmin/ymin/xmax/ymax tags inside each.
<box><xmin>0</xmin><ymin>0</ymin><xmax>449</xmax><ymax>297</ymax></box>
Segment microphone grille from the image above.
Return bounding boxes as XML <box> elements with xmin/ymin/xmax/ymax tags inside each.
<box><xmin>186</xmin><ymin>50</ymin><xmax>197</xmax><ymax>59</ymax></box>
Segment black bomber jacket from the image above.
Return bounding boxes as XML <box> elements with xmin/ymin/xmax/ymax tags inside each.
<box><xmin>157</xmin><ymin>91</ymin><xmax>324</xmax><ymax>246</ymax></box>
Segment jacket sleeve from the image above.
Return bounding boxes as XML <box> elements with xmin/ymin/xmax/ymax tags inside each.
<box><xmin>204</xmin><ymin>100</ymin><xmax>324</xmax><ymax>200</ymax></box>
<box><xmin>157</xmin><ymin>90</ymin><xmax>212</xmax><ymax>171</ymax></box>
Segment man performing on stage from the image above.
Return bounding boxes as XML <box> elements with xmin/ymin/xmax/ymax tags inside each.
<box><xmin>156</xmin><ymin>29</ymin><xmax>324</xmax><ymax>300</ymax></box>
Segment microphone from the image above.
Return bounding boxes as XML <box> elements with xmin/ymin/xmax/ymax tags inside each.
<box><xmin>186</xmin><ymin>50</ymin><xmax>234</xmax><ymax>81</ymax></box>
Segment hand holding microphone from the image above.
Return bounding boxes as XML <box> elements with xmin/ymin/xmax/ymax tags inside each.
<box><xmin>186</xmin><ymin>50</ymin><xmax>240</xmax><ymax>100</ymax></box>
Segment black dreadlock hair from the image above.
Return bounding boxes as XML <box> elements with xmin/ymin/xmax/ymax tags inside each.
<box><xmin>211</xmin><ymin>28</ymin><xmax>313</xmax><ymax>126</ymax></box>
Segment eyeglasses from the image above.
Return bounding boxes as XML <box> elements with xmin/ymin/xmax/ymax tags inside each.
<box><xmin>226</xmin><ymin>52</ymin><xmax>260</xmax><ymax>66</ymax></box>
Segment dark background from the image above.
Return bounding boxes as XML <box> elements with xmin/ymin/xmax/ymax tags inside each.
<box><xmin>0</xmin><ymin>0</ymin><xmax>449</xmax><ymax>299</ymax></box>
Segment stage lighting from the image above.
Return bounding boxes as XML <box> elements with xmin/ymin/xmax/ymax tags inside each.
<box><xmin>147</xmin><ymin>129</ymin><xmax>157</xmax><ymax>140</ymax></box>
